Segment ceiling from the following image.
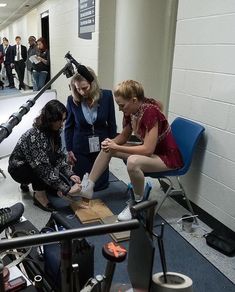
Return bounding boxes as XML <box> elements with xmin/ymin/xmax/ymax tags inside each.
<box><xmin>0</xmin><ymin>0</ymin><xmax>45</xmax><ymax>31</ymax></box>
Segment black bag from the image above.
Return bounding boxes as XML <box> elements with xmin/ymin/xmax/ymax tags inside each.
<box><xmin>205</xmin><ymin>230</ymin><xmax>235</xmax><ymax>256</ymax></box>
<box><xmin>43</xmin><ymin>227</ymin><xmax>94</xmax><ymax>289</ymax></box>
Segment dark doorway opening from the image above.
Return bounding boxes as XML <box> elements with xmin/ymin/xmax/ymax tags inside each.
<box><xmin>41</xmin><ymin>11</ymin><xmax>50</xmax><ymax>85</ymax></box>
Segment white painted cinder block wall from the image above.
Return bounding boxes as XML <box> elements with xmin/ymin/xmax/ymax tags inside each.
<box><xmin>169</xmin><ymin>0</ymin><xmax>235</xmax><ymax>231</ymax></box>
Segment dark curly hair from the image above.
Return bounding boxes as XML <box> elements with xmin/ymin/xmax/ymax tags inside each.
<box><xmin>33</xmin><ymin>100</ymin><xmax>67</xmax><ymax>132</ymax></box>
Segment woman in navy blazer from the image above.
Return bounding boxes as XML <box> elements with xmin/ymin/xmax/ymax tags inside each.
<box><xmin>64</xmin><ymin>68</ymin><xmax>117</xmax><ymax>191</ymax></box>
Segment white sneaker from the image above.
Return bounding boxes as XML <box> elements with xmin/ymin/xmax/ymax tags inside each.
<box><xmin>117</xmin><ymin>205</ymin><xmax>132</xmax><ymax>221</ymax></box>
<box><xmin>79</xmin><ymin>173</ymin><xmax>94</xmax><ymax>199</ymax></box>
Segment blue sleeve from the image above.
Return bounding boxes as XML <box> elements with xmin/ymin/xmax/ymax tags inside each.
<box><xmin>64</xmin><ymin>96</ymin><xmax>75</xmax><ymax>152</ymax></box>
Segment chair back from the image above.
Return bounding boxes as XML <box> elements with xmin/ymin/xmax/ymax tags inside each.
<box><xmin>171</xmin><ymin>117</ymin><xmax>205</xmax><ymax>175</ymax></box>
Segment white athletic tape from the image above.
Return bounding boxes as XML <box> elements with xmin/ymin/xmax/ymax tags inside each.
<box><xmin>152</xmin><ymin>272</ymin><xmax>193</xmax><ymax>292</ymax></box>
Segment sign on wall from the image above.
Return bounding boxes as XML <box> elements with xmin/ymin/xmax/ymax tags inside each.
<box><xmin>78</xmin><ymin>0</ymin><xmax>95</xmax><ymax>39</ymax></box>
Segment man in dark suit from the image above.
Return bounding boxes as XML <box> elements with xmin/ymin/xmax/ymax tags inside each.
<box><xmin>13</xmin><ymin>36</ymin><xmax>27</xmax><ymax>90</ymax></box>
<box><xmin>3</xmin><ymin>38</ymin><xmax>15</xmax><ymax>88</ymax></box>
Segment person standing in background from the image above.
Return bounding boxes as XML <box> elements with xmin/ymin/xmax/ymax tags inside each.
<box><xmin>0</xmin><ymin>39</ymin><xmax>4</xmax><ymax>86</ymax></box>
<box><xmin>13</xmin><ymin>36</ymin><xmax>27</xmax><ymax>90</ymax></box>
<box><xmin>26</xmin><ymin>36</ymin><xmax>38</xmax><ymax>91</ymax></box>
<box><xmin>65</xmin><ymin>68</ymin><xmax>117</xmax><ymax>192</ymax></box>
<box><xmin>0</xmin><ymin>38</ymin><xmax>3</xmax><ymax>73</ymax></box>
<box><xmin>3</xmin><ymin>38</ymin><xmax>15</xmax><ymax>88</ymax></box>
<box><xmin>32</xmin><ymin>37</ymin><xmax>50</xmax><ymax>91</ymax></box>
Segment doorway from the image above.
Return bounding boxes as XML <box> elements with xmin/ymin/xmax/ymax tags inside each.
<box><xmin>41</xmin><ymin>11</ymin><xmax>50</xmax><ymax>83</ymax></box>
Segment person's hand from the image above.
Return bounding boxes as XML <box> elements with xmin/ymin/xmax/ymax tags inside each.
<box><xmin>36</xmin><ymin>56</ymin><xmax>43</xmax><ymax>62</ymax></box>
<box><xmin>67</xmin><ymin>151</ymin><xmax>77</xmax><ymax>166</ymax></box>
<box><xmin>102</xmin><ymin>138</ymin><xmax>118</xmax><ymax>152</ymax></box>
<box><xmin>101</xmin><ymin>138</ymin><xmax>109</xmax><ymax>152</ymax></box>
<box><xmin>68</xmin><ymin>183</ymin><xmax>82</xmax><ymax>195</ymax></box>
<box><xmin>70</xmin><ymin>175</ymin><xmax>81</xmax><ymax>184</ymax></box>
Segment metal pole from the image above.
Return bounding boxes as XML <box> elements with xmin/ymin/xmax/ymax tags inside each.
<box><xmin>0</xmin><ymin>220</ymin><xmax>139</xmax><ymax>251</ymax></box>
<box><xmin>60</xmin><ymin>239</ymin><xmax>73</xmax><ymax>292</ymax></box>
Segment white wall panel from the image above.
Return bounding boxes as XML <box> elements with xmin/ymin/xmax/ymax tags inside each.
<box><xmin>169</xmin><ymin>92</ymin><xmax>192</xmax><ymax>116</ymax></box>
<box><xmin>184</xmin><ymin>71</ymin><xmax>213</xmax><ymax>97</ymax></box>
<box><xmin>190</xmin><ymin>97</ymin><xmax>230</xmax><ymax>129</ymax></box>
<box><xmin>178</xmin><ymin>0</ymin><xmax>235</xmax><ymax>20</ymax></box>
<box><xmin>174</xmin><ymin>45</ymin><xmax>235</xmax><ymax>74</ymax></box>
<box><xmin>226</xmin><ymin>105</ymin><xmax>235</xmax><ymax>134</ymax></box>
<box><xmin>176</xmin><ymin>15</ymin><xmax>235</xmax><ymax>44</ymax></box>
<box><xmin>205</xmin><ymin>126</ymin><xmax>235</xmax><ymax>161</ymax></box>
<box><xmin>211</xmin><ymin>74</ymin><xmax>235</xmax><ymax>104</ymax></box>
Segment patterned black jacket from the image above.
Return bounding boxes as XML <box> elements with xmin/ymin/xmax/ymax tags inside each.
<box><xmin>8</xmin><ymin>127</ymin><xmax>74</xmax><ymax>194</ymax></box>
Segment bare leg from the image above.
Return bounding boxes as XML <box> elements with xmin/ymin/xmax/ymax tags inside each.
<box><xmin>80</xmin><ymin>150</ymin><xmax>130</xmax><ymax>198</ymax></box>
<box><xmin>127</xmin><ymin>154</ymin><xmax>172</xmax><ymax>199</ymax></box>
<box><xmin>89</xmin><ymin>150</ymin><xmax>112</xmax><ymax>183</ymax></box>
<box><xmin>89</xmin><ymin>150</ymin><xmax>130</xmax><ymax>183</ymax></box>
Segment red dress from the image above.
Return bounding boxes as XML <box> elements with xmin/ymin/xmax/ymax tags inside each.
<box><xmin>123</xmin><ymin>98</ymin><xmax>183</xmax><ymax>169</ymax></box>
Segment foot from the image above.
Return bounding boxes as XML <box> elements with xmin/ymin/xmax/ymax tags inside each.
<box><xmin>0</xmin><ymin>203</ymin><xmax>24</xmax><ymax>232</ymax></box>
<box><xmin>33</xmin><ymin>191</ymin><xmax>54</xmax><ymax>212</ymax></box>
<box><xmin>117</xmin><ymin>205</ymin><xmax>132</xmax><ymax>221</ymax></box>
<box><xmin>76</xmin><ymin>173</ymin><xmax>94</xmax><ymax>199</ymax></box>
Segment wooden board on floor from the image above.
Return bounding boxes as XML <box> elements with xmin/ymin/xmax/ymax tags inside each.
<box><xmin>70</xmin><ymin>199</ymin><xmax>114</xmax><ymax>224</ymax></box>
<box><xmin>100</xmin><ymin>215</ymin><xmax>130</xmax><ymax>242</ymax></box>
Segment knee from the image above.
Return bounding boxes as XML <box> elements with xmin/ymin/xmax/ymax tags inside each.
<box><xmin>126</xmin><ymin>155</ymin><xmax>140</xmax><ymax>172</ymax></box>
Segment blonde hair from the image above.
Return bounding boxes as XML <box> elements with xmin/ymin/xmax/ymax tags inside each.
<box><xmin>113</xmin><ymin>80</ymin><xmax>145</xmax><ymax>101</ymax></box>
<box><xmin>70</xmin><ymin>67</ymin><xmax>100</xmax><ymax>105</ymax></box>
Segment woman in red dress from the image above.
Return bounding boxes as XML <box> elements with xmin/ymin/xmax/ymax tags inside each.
<box><xmin>78</xmin><ymin>80</ymin><xmax>183</xmax><ymax>220</ymax></box>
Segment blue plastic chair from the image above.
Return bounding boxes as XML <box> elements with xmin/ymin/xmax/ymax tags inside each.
<box><xmin>144</xmin><ymin>117</ymin><xmax>205</xmax><ymax>220</ymax></box>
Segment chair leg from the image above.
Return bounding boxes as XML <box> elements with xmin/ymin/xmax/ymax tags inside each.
<box><xmin>177</xmin><ymin>177</ymin><xmax>198</xmax><ymax>224</ymax></box>
<box><xmin>155</xmin><ymin>178</ymin><xmax>173</xmax><ymax>214</ymax></box>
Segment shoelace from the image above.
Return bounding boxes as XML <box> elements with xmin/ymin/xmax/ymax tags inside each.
<box><xmin>0</xmin><ymin>208</ymin><xmax>11</xmax><ymax>225</ymax></box>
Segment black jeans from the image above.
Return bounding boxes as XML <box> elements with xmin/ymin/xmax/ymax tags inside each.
<box><xmin>9</xmin><ymin>164</ymin><xmax>50</xmax><ymax>191</ymax></box>
<box><xmin>14</xmin><ymin>60</ymin><xmax>26</xmax><ymax>88</ymax></box>
<box><xmin>4</xmin><ymin>63</ymin><xmax>14</xmax><ymax>87</ymax></box>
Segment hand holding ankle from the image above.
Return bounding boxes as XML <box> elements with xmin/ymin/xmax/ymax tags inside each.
<box><xmin>68</xmin><ymin>183</ymin><xmax>82</xmax><ymax>195</ymax></box>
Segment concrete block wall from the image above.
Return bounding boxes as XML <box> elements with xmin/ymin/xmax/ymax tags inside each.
<box><xmin>169</xmin><ymin>0</ymin><xmax>235</xmax><ymax>231</ymax></box>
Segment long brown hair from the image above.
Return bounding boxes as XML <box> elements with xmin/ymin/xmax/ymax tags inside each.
<box><xmin>70</xmin><ymin>67</ymin><xmax>100</xmax><ymax>105</ymax></box>
<box><xmin>36</xmin><ymin>37</ymin><xmax>48</xmax><ymax>51</ymax></box>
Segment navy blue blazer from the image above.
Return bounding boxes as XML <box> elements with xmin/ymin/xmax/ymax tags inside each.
<box><xmin>3</xmin><ymin>45</ymin><xmax>14</xmax><ymax>65</ymax></box>
<box><xmin>65</xmin><ymin>89</ymin><xmax>117</xmax><ymax>155</ymax></box>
